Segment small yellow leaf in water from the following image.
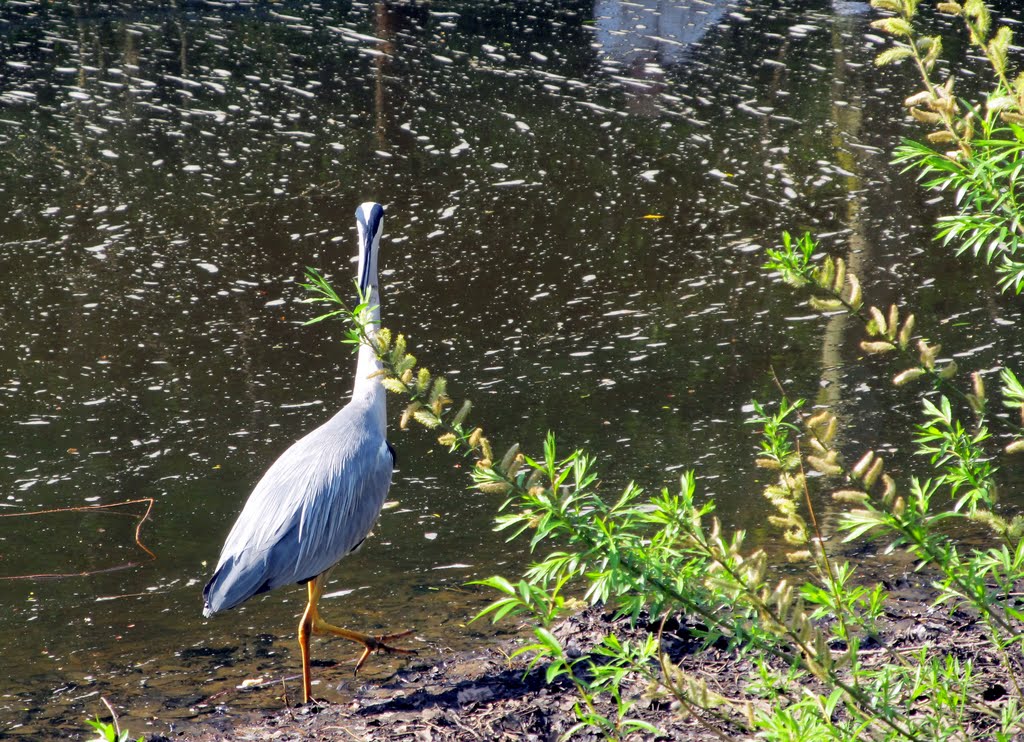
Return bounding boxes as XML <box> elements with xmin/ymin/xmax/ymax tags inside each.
<box><xmin>641</xmin><ymin>214</ymin><xmax>664</xmax><ymax>220</ymax></box>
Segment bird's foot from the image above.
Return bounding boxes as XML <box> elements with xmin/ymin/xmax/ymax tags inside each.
<box><xmin>354</xmin><ymin>629</ymin><xmax>417</xmax><ymax>674</ymax></box>
<box><xmin>300</xmin><ymin>694</ymin><xmax>330</xmax><ymax>710</ymax></box>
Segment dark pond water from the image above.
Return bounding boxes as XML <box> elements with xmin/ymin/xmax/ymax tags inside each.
<box><xmin>2</xmin><ymin>0</ymin><xmax>1022</xmax><ymax>736</ymax></box>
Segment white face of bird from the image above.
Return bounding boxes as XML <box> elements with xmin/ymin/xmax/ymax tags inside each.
<box><xmin>355</xmin><ymin>202</ymin><xmax>385</xmax><ymax>295</ymax></box>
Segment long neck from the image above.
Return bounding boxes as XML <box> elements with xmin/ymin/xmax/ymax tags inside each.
<box><xmin>352</xmin><ymin>286</ymin><xmax>384</xmax><ymax>400</ymax></box>
<box><xmin>351</xmin><ymin>204</ymin><xmax>385</xmax><ymax>412</ymax></box>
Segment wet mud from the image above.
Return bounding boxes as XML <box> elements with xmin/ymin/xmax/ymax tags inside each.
<box><xmin>157</xmin><ymin>574</ymin><xmax>1019</xmax><ymax>741</ymax></box>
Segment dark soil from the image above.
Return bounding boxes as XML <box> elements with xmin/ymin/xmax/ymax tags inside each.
<box><xmin>154</xmin><ymin>574</ymin><xmax>1021</xmax><ymax>742</ymax></box>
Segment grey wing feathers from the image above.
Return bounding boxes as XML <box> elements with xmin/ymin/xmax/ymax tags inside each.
<box><xmin>203</xmin><ymin>404</ymin><xmax>393</xmax><ymax>616</ymax></box>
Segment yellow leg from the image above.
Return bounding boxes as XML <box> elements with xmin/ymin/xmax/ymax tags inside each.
<box><xmin>296</xmin><ymin>569</ymin><xmax>416</xmax><ymax>703</ymax></box>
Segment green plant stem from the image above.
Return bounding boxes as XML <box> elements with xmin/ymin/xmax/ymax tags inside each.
<box><xmin>796</xmin><ymin>396</ymin><xmax>1018</xmax><ymax>655</ymax></box>
<box><xmin>881</xmin><ymin>2</ymin><xmax>1024</xmax><ymax>268</ymax></box>
<box><xmin>604</xmin><ymin>538</ymin><xmax>918</xmax><ymax>740</ymax></box>
<box><xmin>905</xmin><ymin>24</ymin><xmax>966</xmax><ymax>152</ymax></box>
<box><xmin>985</xmin><ymin>615</ymin><xmax>1024</xmax><ymax>702</ymax></box>
<box><xmin>306</xmin><ymin>267</ymin><xmax>1002</xmax><ymax>740</ymax></box>
<box><xmin>766</xmin><ymin>369</ymin><xmax>859</xmax><ymax>663</ymax></box>
<box><xmin>648</xmin><ymin>622</ymin><xmax>747</xmax><ymax>739</ymax></box>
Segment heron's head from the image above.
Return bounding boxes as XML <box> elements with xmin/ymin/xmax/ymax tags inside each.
<box><xmin>355</xmin><ymin>202</ymin><xmax>385</xmax><ymax>294</ymax></box>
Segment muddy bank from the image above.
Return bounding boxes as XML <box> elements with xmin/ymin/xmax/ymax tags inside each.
<box><xmin>151</xmin><ymin>574</ymin><xmax>1016</xmax><ymax>742</ymax></box>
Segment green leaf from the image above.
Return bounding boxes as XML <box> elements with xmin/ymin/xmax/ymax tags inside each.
<box><xmin>544</xmin><ymin>658</ymin><xmax>568</xmax><ymax>684</ymax></box>
<box><xmin>621</xmin><ymin>719</ymin><xmax>661</xmax><ymax>734</ymax></box>
<box><xmin>532</xmin><ymin>626</ymin><xmax>563</xmax><ymax>654</ymax></box>
<box><xmin>871</xmin><ymin>17</ymin><xmax>914</xmax><ymax>37</ymax></box>
<box><xmin>876</xmin><ymin>45</ymin><xmax>914</xmax><ymax>66</ymax></box>
<box><xmin>301</xmin><ymin>309</ymin><xmax>346</xmax><ymax>326</ymax></box>
<box><xmin>470</xmin><ymin>575</ymin><xmax>517</xmax><ymax>596</ymax></box>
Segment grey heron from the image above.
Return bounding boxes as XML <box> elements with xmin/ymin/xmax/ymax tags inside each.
<box><xmin>202</xmin><ymin>201</ymin><xmax>413</xmax><ymax>703</ymax></box>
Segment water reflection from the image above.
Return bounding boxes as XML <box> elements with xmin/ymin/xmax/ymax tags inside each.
<box><xmin>593</xmin><ymin>0</ymin><xmax>727</xmax><ymax>69</ymax></box>
<box><xmin>1</xmin><ymin>0</ymin><xmax>1021</xmax><ymax>737</ymax></box>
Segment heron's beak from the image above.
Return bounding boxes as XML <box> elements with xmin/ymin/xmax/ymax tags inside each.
<box><xmin>355</xmin><ymin>202</ymin><xmax>384</xmax><ymax>294</ymax></box>
<box><xmin>359</xmin><ymin>236</ymin><xmax>373</xmax><ymax>294</ymax></box>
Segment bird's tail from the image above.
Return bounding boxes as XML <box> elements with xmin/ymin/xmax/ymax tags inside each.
<box><xmin>202</xmin><ymin>555</ymin><xmax>272</xmax><ymax>617</ymax></box>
